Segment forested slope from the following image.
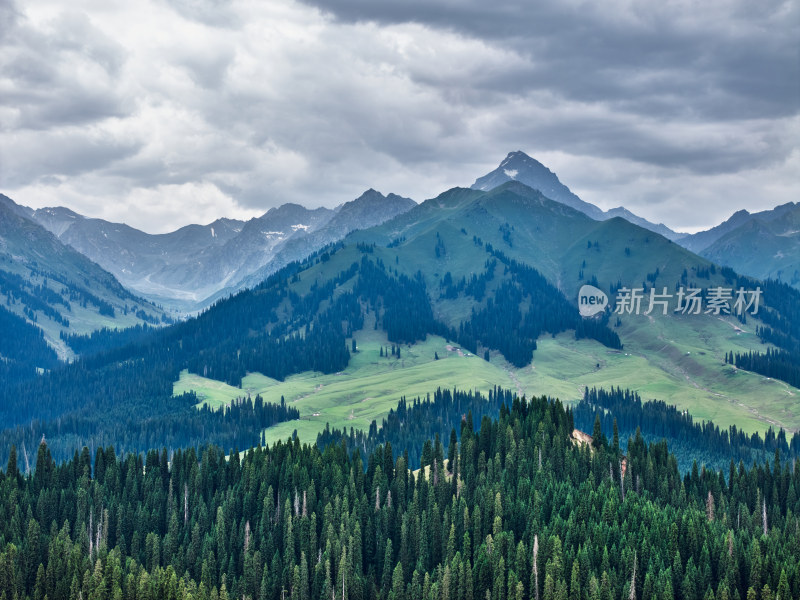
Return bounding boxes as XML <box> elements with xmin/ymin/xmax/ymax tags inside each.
<box><xmin>0</xmin><ymin>241</ymin><xmax>620</xmax><ymax>465</ymax></box>
<box><xmin>0</xmin><ymin>393</ymin><xmax>798</xmax><ymax>599</ymax></box>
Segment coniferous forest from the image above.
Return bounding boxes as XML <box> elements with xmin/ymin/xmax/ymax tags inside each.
<box><xmin>0</xmin><ymin>245</ymin><xmax>623</xmax><ymax>466</ymax></box>
<box><xmin>0</xmin><ymin>393</ymin><xmax>798</xmax><ymax>600</ymax></box>
<box><xmin>573</xmin><ymin>387</ymin><xmax>800</xmax><ymax>474</ymax></box>
<box><xmin>3</xmin><ymin>232</ymin><xmax>800</xmax><ymax>600</ymax></box>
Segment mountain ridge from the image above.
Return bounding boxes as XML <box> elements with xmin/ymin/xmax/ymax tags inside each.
<box><xmin>471</xmin><ymin>150</ymin><xmax>684</xmax><ymax>240</ymax></box>
<box><xmin>25</xmin><ymin>190</ymin><xmax>416</xmax><ymax>309</ymax></box>
<box><xmin>0</xmin><ymin>194</ymin><xmax>166</xmax><ymax>359</ymax></box>
<box><xmin>677</xmin><ymin>202</ymin><xmax>800</xmax><ymax>288</ymax></box>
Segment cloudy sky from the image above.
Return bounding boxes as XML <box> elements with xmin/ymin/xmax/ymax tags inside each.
<box><xmin>1</xmin><ymin>0</ymin><xmax>797</xmax><ymax>233</ymax></box>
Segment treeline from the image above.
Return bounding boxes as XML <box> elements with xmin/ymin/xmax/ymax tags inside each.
<box><xmin>60</xmin><ymin>323</ymin><xmax>157</xmax><ymax>357</ymax></box>
<box><xmin>720</xmin><ymin>275</ymin><xmax>800</xmax><ymax>390</ymax></box>
<box><xmin>316</xmin><ymin>386</ymin><xmax>515</xmax><ymax>468</ymax></box>
<box><xmin>749</xmin><ymin>278</ymin><xmax>800</xmax><ymax>354</ymax></box>
<box><xmin>0</xmin><ymin>269</ymin><xmax>69</xmax><ymax>326</ymax></box>
<box><xmin>0</xmin><ymin>393</ymin><xmax>297</xmax><ymax>470</ymax></box>
<box><xmin>0</xmin><ymin>265</ymin><xmax>123</xmax><ymax>323</ymax></box>
<box><xmin>0</xmin><ymin>392</ymin><xmax>798</xmax><ymax>599</ymax></box>
<box><xmin>727</xmin><ymin>348</ymin><xmax>800</xmax><ymax>391</ymax></box>
<box><xmin>574</xmin><ymin>387</ymin><xmax>800</xmax><ymax>473</ymax></box>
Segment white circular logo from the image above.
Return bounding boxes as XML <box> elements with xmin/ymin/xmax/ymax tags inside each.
<box><xmin>578</xmin><ymin>284</ymin><xmax>608</xmax><ymax>317</ymax></box>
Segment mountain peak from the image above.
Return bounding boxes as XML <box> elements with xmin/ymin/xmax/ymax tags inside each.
<box><xmin>471</xmin><ymin>152</ymin><xmax>605</xmax><ymax>220</ymax></box>
<box><xmin>0</xmin><ymin>194</ymin><xmax>34</xmax><ymax>220</ymax></box>
<box><xmin>499</xmin><ymin>150</ymin><xmax>547</xmax><ymax>169</ymax></box>
<box><xmin>353</xmin><ymin>188</ymin><xmax>385</xmax><ymax>202</ymax></box>
<box><xmin>472</xmin><ymin>152</ymin><xmax>685</xmax><ymax>240</ymax></box>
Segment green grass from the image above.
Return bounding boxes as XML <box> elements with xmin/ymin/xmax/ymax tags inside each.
<box><xmin>174</xmin><ymin>308</ymin><xmax>800</xmax><ymax>447</ymax></box>
<box><xmin>174</xmin><ymin>316</ymin><xmax>521</xmax><ymax>444</ymax></box>
<box><xmin>524</xmin><ymin>311</ymin><xmax>799</xmax><ymax>433</ymax></box>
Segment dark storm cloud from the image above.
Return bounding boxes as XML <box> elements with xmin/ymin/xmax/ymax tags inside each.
<box><xmin>301</xmin><ymin>0</ymin><xmax>798</xmax><ymax>121</ymax></box>
<box><xmin>487</xmin><ymin>106</ymin><xmax>792</xmax><ymax>175</ymax></box>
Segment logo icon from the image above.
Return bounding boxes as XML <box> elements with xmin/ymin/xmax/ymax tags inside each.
<box><xmin>578</xmin><ymin>284</ymin><xmax>608</xmax><ymax>317</ymax></box>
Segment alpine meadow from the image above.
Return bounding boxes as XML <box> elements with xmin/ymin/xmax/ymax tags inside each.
<box><xmin>1</xmin><ymin>0</ymin><xmax>799</xmax><ymax>599</ymax></box>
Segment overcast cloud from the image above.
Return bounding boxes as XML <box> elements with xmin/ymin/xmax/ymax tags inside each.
<box><xmin>0</xmin><ymin>0</ymin><xmax>797</xmax><ymax>233</ymax></box>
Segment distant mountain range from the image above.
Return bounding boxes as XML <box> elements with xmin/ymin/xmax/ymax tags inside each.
<box><xmin>28</xmin><ymin>189</ymin><xmax>416</xmax><ymax>310</ymax></box>
<box><xmin>5</xmin><ymin>149</ymin><xmax>799</xmax><ymax>322</ymax></box>
<box><xmin>676</xmin><ymin>202</ymin><xmax>800</xmax><ymax>287</ymax></box>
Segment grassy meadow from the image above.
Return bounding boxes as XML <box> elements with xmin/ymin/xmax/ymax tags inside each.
<box><xmin>174</xmin><ymin>305</ymin><xmax>800</xmax><ymax>445</ymax></box>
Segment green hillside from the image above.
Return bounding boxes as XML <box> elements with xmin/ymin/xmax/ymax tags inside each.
<box><xmin>0</xmin><ymin>195</ymin><xmax>167</xmax><ymax>360</ymax></box>
<box><xmin>176</xmin><ymin>312</ymin><xmax>791</xmax><ymax>446</ymax></box>
<box><xmin>4</xmin><ymin>180</ymin><xmax>795</xmax><ymax>464</ymax></box>
<box><xmin>172</xmin><ymin>182</ymin><xmax>799</xmax><ymax>442</ymax></box>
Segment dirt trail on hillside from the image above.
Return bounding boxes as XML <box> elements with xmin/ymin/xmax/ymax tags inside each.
<box><xmin>505</xmin><ymin>368</ymin><xmax>524</xmax><ymax>398</ymax></box>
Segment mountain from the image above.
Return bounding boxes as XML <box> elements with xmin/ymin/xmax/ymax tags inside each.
<box><xmin>31</xmin><ymin>206</ymin><xmax>85</xmax><ymax>237</ymax></box>
<box><xmin>29</xmin><ymin>202</ymin><xmax>333</xmax><ymax>306</ymax></box>
<box><xmin>679</xmin><ymin>202</ymin><xmax>800</xmax><ymax>255</ymax></box>
<box><xmin>472</xmin><ymin>150</ymin><xmax>605</xmax><ymax>219</ymax></box>
<box><xmin>677</xmin><ymin>209</ymin><xmax>755</xmax><ymax>254</ymax></box>
<box><xmin>3</xmin><ymin>178</ymin><xmax>799</xmax><ymax>466</ymax></box>
<box><xmin>217</xmin><ymin>189</ymin><xmax>416</xmax><ymax>296</ymax></box>
<box><xmin>354</xmin><ymin>180</ymin><xmax>704</xmax><ymax>296</ymax></box>
<box><xmin>699</xmin><ymin>204</ymin><xmax>800</xmax><ymax>287</ymax></box>
<box><xmin>0</xmin><ymin>194</ymin><xmax>165</xmax><ymax>359</ymax></box>
<box><xmin>604</xmin><ymin>206</ymin><xmax>683</xmax><ymax>241</ymax></box>
<box><xmin>471</xmin><ymin>151</ymin><xmax>684</xmax><ymax>240</ymax></box>
<box><xmin>0</xmin><ymin>193</ymin><xmax>33</xmax><ymax>219</ymax></box>
<box><xmin>328</xmin><ymin>189</ymin><xmax>417</xmax><ymax>236</ymax></box>
<box><xmin>30</xmin><ymin>190</ymin><xmax>415</xmax><ymax>309</ymax></box>
<box><xmin>148</xmin><ymin>203</ymin><xmax>334</xmax><ymax>303</ymax></box>
<box><xmin>677</xmin><ymin>202</ymin><xmax>800</xmax><ymax>287</ymax></box>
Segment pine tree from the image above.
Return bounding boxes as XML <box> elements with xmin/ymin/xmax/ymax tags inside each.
<box><xmin>390</xmin><ymin>562</ymin><xmax>405</xmax><ymax>600</ymax></box>
<box><xmin>592</xmin><ymin>415</ymin><xmax>603</xmax><ymax>449</ymax></box>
